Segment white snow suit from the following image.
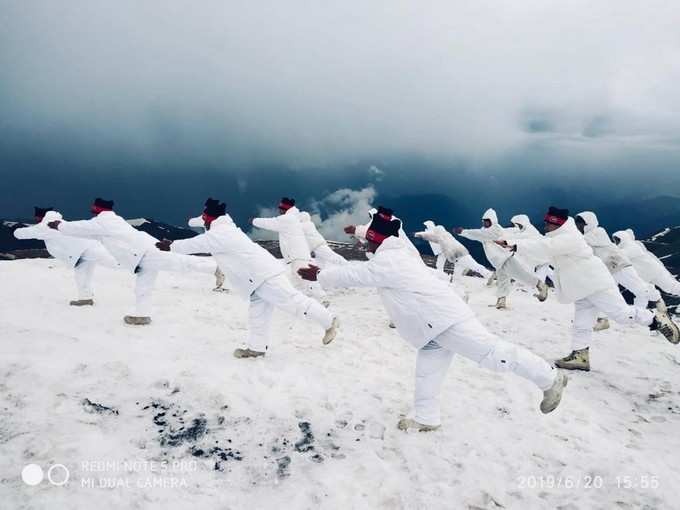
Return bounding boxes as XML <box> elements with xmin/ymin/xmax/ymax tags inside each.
<box><xmin>317</xmin><ymin>235</ymin><xmax>556</xmax><ymax>426</ymax></box>
<box><xmin>507</xmin><ymin>214</ymin><xmax>554</xmax><ymax>283</ymax></box>
<box><xmin>461</xmin><ymin>209</ymin><xmax>539</xmax><ymax>297</ymax></box>
<box><xmin>298</xmin><ymin>211</ymin><xmax>347</xmax><ymax>267</ymax></box>
<box><xmin>514</xmin><ymin>218</ymin><xmax>654</xmax><ymax>351</ymax></box>
<box><xmin>613</xmin><ymin>230</ymin><xmax>680</xmax><ymax>297</ymax></box>
<box><xmin>171</xmin><ymin>214</ymin><xmax>334</xmax><ymax>352</ymax></box>
<box><xmin>578</xmin><ymin>212</ymin><xmax>660</xmax><ymax>307</ymax></box>
<box><xmin>415</xmin><ymin>221</ymin><xmax>491</xmax><ymax>278</ymax></box>
<box><xmin>253</xmin><ymin>207</ymin><xmax>326</xmax><ymax>299</ymax></box>
<box><xmin>57</xmin><ymin>211</ymin><xmax>215</xmax><ymax>316</ymax></box>
<box><xmin>14</xmin><ymin>210</ymin><xmax>119</xmax><ymax>300</ymax></box>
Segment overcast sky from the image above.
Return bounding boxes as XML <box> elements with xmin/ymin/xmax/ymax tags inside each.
<box><xmin>1</xmin><ymin>1</ymin><xmax>680</xmax><ymax>222</ymax></box>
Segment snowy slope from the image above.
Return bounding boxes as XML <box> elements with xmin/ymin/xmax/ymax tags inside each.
<box><xmin>1</xmin><ymin>260</ymin><xmax>680</xmax><ymax>509</ymax></box>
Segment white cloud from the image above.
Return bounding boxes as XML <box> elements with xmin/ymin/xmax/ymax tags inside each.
<box><xmin>310</xmin><ymin>186</ymin><xmax>377</xmax><ymax>241</ymax></box>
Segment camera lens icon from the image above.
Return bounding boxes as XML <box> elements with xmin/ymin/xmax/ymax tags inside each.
<box><xmin>21</xmin><ymin>463</ymin><xmax>70</xmax><ymax>486</ymax></box>
<box><xmin>21</xmin><ymin>464</ymin><xmax>43</xmax><ymax>486</ymax></box>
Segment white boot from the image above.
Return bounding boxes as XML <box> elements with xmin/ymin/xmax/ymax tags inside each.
<box><xmin>650</xmin><ymin>311</ymin><xmax>680</xmax><ymax>344</ymax></box>
<box><xmin>233</xmin><ymin>347</ymin><xmax>266</xmax><ymax>359</ymax></box>
<box><xmin>534</xmin><ymin>281</ymin><xmax>549</xmax><ymax>302</ymax></box>
<box><xmin>397</xmin><ymin>418</ymin><xmax>440</xmax><ymax>432</ymax></box>
<box><xmin>540</xmin><ymin>372</ymin><xmax>568</xmax><ymax>414</ymax></box>
<box><xmin>322</xmin><ymin>317</ymin><xmax>340</xmax><ymax>345</ymax></box>
<box><xmin>593</xmin><ymin>317</ymin><xmax>610</xmax><ymax>332</ymax></box>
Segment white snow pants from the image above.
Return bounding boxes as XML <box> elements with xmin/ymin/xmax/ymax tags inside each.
<box><xmin>650</xmin><ymin>271</ymin><xmax>680</xmax><ymax>297</ymax></box>
<box><xmin>73</xmin><ymin>245</ymin><xmax>119</xmax><ymax>299</ymax></box>
<box><xmin>290</xmin><ymin>259</ymin><xmax>326</xmax><ymax>300</ymax></box>
<box><xmin>496</xmin><ymin>255</ymin><xmax>539</xmax><ymax>298</ymax></box>
<box><xmin>313</xmin><ymin>244</ymin><xmax>348</xmax><ymax>268</ymax></box>
<box><xmin>246</xmin><ymin>274</ymin><xmax>335</xmax><ymax>352</ymax></box>
<box><xmin>454</xmin><ymin>254</ymin><xmax>492</xmax><ymax>279</ymax></box>
<box><xmin>134</xmin><ymin>252</ymin><xmax>216</xmax><ymax>316</ymax></box>
<box><xmin>572</xmin><ymin>288</ymin><xmax>655</xmax><ymax>351</ymax></box>
<box><xmin>414</xmin><ymin>318</ymin><xmax>556</xmax><ymax>426</ymax></box>
<box><xmin>614</xmin><ymin>266</ymin><xmax>661</xmax><ymax>307</ymax></box>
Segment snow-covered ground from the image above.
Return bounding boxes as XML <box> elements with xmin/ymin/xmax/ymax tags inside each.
<box><xmin>1</xmin><ymin>259</ymin><xmax>680</xmax><ymax>509</ymax></box>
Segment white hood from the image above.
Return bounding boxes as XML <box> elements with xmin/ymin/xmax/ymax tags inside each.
<box><xmin>482</xmin><ymin>208</ymin><xmax>498</xmax><ymax>225</ymax></box>
<box><xmin>510</xmin><ymin>214</ymin><xmax>531</xmax><ymax>230</ymax></box>
<box><xmin>41</xmin><ymin>210</ymin><xmax>64</xmax><ymax>224</ymax></box>
<box><xmin>612</xmin><ymin>230</ymin><xmax>634</xmax><ymax>244</ymax></box>
<box><xmin>576</xmin><ymin>211</ymin><xmax>599</xmax><ymax>234</ymax></box>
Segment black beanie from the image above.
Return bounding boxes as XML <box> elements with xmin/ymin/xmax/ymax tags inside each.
<box><xmin>366</xmin><ymin>209</ymin><xmax>401</xmax><ymax>243</ymax></box>
<box><xmin>376</xmin><ymin>206</ymin><xmax>394</xmax><ymax>219</ymax></box>
<box><xmin>204</xmin><ymin>199</ymin><xmax>227</xmax><ymax>217</ymax></box>
<box><xmin>93</xmin><ymin>197</ymin><xmax>114</xmax><ymax>209</ymax></box>
<box><xmin>34</xmin><ymin>206</ymin><xmax>53</xmax><ymax>218</ymax></box>
<box><xmin>544</xmin><ymin>206</ymin><xmax>569</xmax><ymax>226</ymax></box>
<box><xmin>279</xmin><ymin>197</ymin><xmax>296</xmax><ymax>210</ymax></box>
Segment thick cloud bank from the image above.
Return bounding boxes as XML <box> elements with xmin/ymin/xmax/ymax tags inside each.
<box><xmin>2</xmin><ymin>1</ymin><xmax>680</xmax><ymax>167</ymax></box>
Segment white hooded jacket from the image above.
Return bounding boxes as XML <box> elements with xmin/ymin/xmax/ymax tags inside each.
<box><xmin>415</xmin><ymin>221</ymin><xmax>469</xmax><ymax>261</ymax></box>
<box><xmin>514</xmin><ymin>217</ymin><xmax>616</xmax><ymax>303</ymax></box>
<box><xmin>171</xmin><ymin>214</ymin><xmax>286</xmax><ymax>297</ymax></box>
<box><xmin>252</xmin><ymin>206</ymin><xmax>311</xmax><ymax>263</ymax></box>
<box><xmin>298</xmin><ymin>211</ymin><xmax>327</xmax><ymax>251</ymax></box>
<box><xmin>577</xmin><ymin>212</ymin><xmax>631</xmax><ymax>274</ymax></box>
<box><xmin>507</xmin><ymin>215</ymin><xmax>541</xmax><ymax>239</ymax></box>
<box><xmin>612</xmin><ymin>229</ymin><xmax>667</xmax><ymax>282</ymax></box>
<box><xmin>13</xmin><ymin>211</ymin><xmax>115</xmax><ymax>269</ymax></box>
<box><xmin>504</xmin><ymin>214</ymin><xmax>550</xmax><ymax>267</ymax></box>
<box><xmin>56</xmin><ymin>211</ymin><xmax>158</xmax><ymax>272</ymax></box>
<box><xmin>459</xmin><ymin>209</ymin><xmax>511</xmax><ymax>267</ymax></box>
<box><xmin>318</xmin><ymin>235</ymin><xmax>474</xmax><ymax>349</ymax></box>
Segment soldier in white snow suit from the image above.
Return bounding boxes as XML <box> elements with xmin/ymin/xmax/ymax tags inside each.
<box><xmin>14</xmin><ymin>206</ymin><xmax>120</xmax><ymax>306</ymax></box>
<box><xmin>507</xmin><ymin>214</ymin><xmax>554</xmax><ymax>284</ymax></box>
<box><xmin>298</xmin><ymin>211</ymin><xmax>348</xmax><ymax>267</ymax></box>
<box><xmin>299</xmin><ymin>207</ymin><xmax>567</xmax><ymax>431</ymax></box>
<box><xmin>612</xmin><ymin>229</ymin><xmax>680</xmax><ymax>301</ymax></box>
<box><xmin>47</xmin><ymin>198</ymin><xmax>216</xmax><ymax>325</ymax></box>
<box><xmin>414</xmin><ymin>220</ymin><xmax>492</xmax><ymax>278</ymax></box>
<box><xmin>158</xmin><ymin>198</ymin><xmax>339</xmax><ymax>359</ymax></box>
<box><xmin>252</xmin><ymin>197</ymin><xmax>327</xmax><ymax>301</ymax></box>
<box><xmin>576</xmin><ymin>212</ymin><xmax>663</xmax><ymax>319</ymax></box>
<box><xmin>457</xmin><ymin>209</ymin><xmax>549</xmax><ymax>309</ymax></box>
<box><xmin>498</xmin><ymin>207</ymin><xmax>680</xmax><ymax>372</ymax></box>
<box><xmin>189</xmin><ymin>198</ymin><xmax>228</xmax><ymax>292</ymax></box>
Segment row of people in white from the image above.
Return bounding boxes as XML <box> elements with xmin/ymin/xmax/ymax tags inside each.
<box><xmin>14</xmin><ymin>210</ymin><xmax>120</xmax><ymax>304</ymax></box>
<box><xmin>613</xmin><ymin>229</ymin><xmax>680</xmax><ymax>297</ymax></box>
<box><xmin>49</xmin><ymin>206</ymin><xmax>216</xmax><ymax>324</ymax></box>
<box><xmin>499</xmin><ymin>207</ymin><xmax>679</xmax><ymax>371</ymax></box>
<box><xmin>297</xmin><ymin>211</ymin><xmax>567</xmax><ymax>431</ymax></box>
<box><xmin>458</xmin><ymin>208</ymin><xmax>549</xmax><ymax>308</ymax></box>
